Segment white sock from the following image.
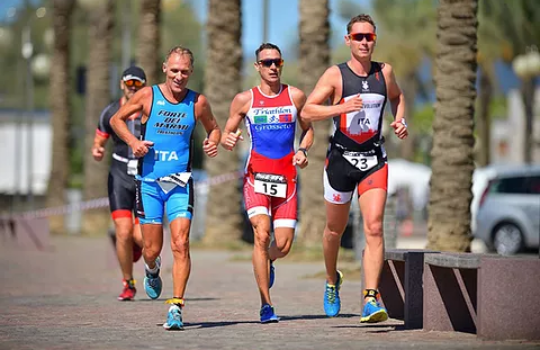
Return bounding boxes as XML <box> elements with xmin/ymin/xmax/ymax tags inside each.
<box><xmin>145</xmin><ymin>261</ymin><xmax>159</xmax><ymax>275</ymax></box>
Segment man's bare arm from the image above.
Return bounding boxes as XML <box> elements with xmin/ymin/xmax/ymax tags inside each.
<box><xmin>195</xmin><ymin>94</ymin><xmax>221</xmax><ymax>157</ymax></box>
<box><xmin>110</xmin><ymin>87</ymin><xmax>151</xmax><ymax>147</ymax></box>
<box><xmin>290</xmin><ymin>87</ymin><xmax>313</xmax><ymax>151</ymax></box>
<box><xmin>221</xmin><ymin>91</ymin><xmax>250</xmax><ymax>150</ymax></box>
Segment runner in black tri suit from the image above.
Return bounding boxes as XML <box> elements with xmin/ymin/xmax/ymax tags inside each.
<box><xmin>302</xmin><ymin>14</ymin><xmax>408</xmax><ymax>323</ymax></box>
<box><xmin>91</xmin><ymin>66</ymin><xmax>147</xmax><ymax>301</ymax></box>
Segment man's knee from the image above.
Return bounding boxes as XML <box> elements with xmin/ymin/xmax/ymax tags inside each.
<box><xmin>171</xmin><ymin>235</ymin><xmax>190</xmax><ymax>257</ymax></box>
<box><xmin>275</xmin><ymin>238</ymin><xmax>292</xmax><ymax>255</ymax></box>
<box><xmin>364</xmin><ymin>219</ymin><xmax>383</xmax><ymax>238</ymax></box>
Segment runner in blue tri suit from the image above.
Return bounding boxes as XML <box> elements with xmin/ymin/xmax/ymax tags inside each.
<box><xmin>110</xmin><ymin>46</ymin><xmax>221</xmax><ymax>331</ymax></box>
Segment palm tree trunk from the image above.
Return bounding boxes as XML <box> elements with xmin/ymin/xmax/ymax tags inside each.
<box><xmin>202</xmin><ymin>0</ymin><xmax>243</xmax><ymax>245</ymax></box>
<box><xmin>47</xmin><ymin>0</ymin><xmax>75</xmax><ymax>234</ymax></box>
<box><xmin>521</xmin><ymin>78</ymin><xmax>535</xmax><ymax>164</ymax></box>
<box><xmin>136</xmin><ymin>0</ymin><xmax>161</xmax><ymax>85</ymax></box>
<box><xmin>81</xmin><ymin>0</ymin><xmax>115</xmax><ymax>235</ymax></box>
<box><xmin>476</xmin><ymin>64</ymin><xmax>492</xmax><ymax>167</ymax></box>
<box><xmin>297</xmin><ymin>0</ymin><xmax>330</xmax><ymax>246</ymax></box>
<box><xmin>427</xmin><ymin>0</ymin><xmax>478</xmax><ymax>252</ymax></box>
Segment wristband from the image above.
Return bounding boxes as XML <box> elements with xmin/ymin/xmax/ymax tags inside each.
<box><xmin>298</xmin><ymin>148</ymin><xmax>308</xmax><ymax>157</ymax></box>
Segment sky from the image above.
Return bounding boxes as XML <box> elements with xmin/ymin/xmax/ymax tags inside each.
<box><xmin>0</xmin><ymin>0</ymin><xmax>371</xmax><ymax>60</ymax></box>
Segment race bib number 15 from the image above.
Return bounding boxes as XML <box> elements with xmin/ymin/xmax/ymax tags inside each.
<box><xmin>254</xmin><ymin>173</ymin><xmax>287</xmax><ymax>198</ymax></box>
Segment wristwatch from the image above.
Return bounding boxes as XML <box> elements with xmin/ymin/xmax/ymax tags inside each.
<box><xmin>298</xmin><ymin>147</ymin><xmax>308</xmax><ymax>157</ymax></box>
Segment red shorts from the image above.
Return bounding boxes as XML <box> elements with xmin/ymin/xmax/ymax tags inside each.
<box><xmin>243</xmin><ymin>173</ymin><xmax>298</xmax><ymax>228</ymax></box>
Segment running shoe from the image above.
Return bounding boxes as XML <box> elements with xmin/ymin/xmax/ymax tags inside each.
<box><xmin>323</xmin><ymin>270</ymin><xmax>343</xmax><ymax>317</ymax></box>
<box><xmin>360</xmin><ymin>299</ymin><xmax>388</xmax><ymax>323</ymax></box>
<box><xmin>163</xmin><ymin>304</ymin><xmax>184</xmax><ymax>331</ymax></box>
<box><xmin>269</xmin><ymin>260</ymin><xmax>275</xmax><ymax>289</ymax></box>
<box><xmin>144</xmin><ymin>256</ymin><xmax>162</xmax><ymax>299</ymax></box>
<box><xmin>118</xmin><ymin>279</ymin><xmax>136</xmax><ymax>301</ymax></box>
<box><xmin>260</xmin><ymin>304</ymin><xmax>279</xmax><ymax>323</ymax></box>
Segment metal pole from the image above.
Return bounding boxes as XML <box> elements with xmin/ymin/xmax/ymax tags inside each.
<box><xmin>22</xmin><ymin>24</ymin><xmax>34</xmax><ymax>210</ymax></box>
<box><xmin>262</xmin><ymin>0</ymin><xmax>269</xmax><ymax>43</ymax></box>
<box><xmin>121</xmin><ymin>0</ymin><xmax>132</xmax><ymax>69</ymax></box>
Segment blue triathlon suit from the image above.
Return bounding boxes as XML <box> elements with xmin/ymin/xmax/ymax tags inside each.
<box><xmin>135</xmin><ymin>85</ymin><xmax>197</xmax><ymax>224</ymax></box>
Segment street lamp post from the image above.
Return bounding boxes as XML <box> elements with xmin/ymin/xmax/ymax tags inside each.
<box><xmin>512</xmin><ymin>46</ymin><xmax>540</xmax><ymax>164</ymax></box>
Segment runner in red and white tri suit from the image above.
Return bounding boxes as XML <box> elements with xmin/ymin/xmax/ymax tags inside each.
<box><xmin>221</xmin><ymin>43</ymin><xmax>314</xmax><ymax>323</ymax></box>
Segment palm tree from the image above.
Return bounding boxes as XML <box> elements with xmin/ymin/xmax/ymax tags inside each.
<box><xmin>297</xmin><ymin>0</ymin><xmax>330</xmax><ymax>246</ymax></box>
<box><xmin>47</xmin><ymin>0</ymin><xmax>75</xmax><ymax>234</ymax></box>
<box><xmin>136</xmin><ymin>0</ymin><xmax>161</xmax><ymax>85</ymax></box>
<box><xmin>427</xmin><ymin>0</ymin><xmax>478</xmax><ymax>252</ymax></box>
<box><xmin>81</xmin><ymin>0</ymin><xmax>115</xmax><ymax>235</ymax></box>
<box><xmin>202</xmin><ymin>0</ymin><xmax>243</xmax><ymax>245</ymax></box>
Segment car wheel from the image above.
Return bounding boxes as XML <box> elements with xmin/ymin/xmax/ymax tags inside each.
<box><xmin>492</xmin><ymin>223</ymin><xmax>524</xmax><ymax>255</ymax></box>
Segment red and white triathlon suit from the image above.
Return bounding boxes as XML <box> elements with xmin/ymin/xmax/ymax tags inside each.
<box><xmin>243</xmin><ymin>84</ymin><xmax>298</xmax><ymax>229</ymax></box>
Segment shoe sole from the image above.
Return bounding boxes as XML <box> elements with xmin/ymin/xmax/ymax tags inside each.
<box><xmin>360</xmin><ymin>310</ymin><xmax>389</xmax><ymax>323</ymax></box>
<box><xmin>117</xmin><ymin>297</ymin><xmax>135</xmax><ymax>301</ymax></box>
<box><xmin>260</xmin><ymin>317</ymin><xmax>280</xmax><ymax>324</ymax></box>
<box><xmin>163</xmin><ymin>323</ymin><xmax>184</xmax><ymax>331</ymax></box>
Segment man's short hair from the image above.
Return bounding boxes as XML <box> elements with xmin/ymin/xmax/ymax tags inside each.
<box><xmin>165</xmin><ymin>45</ymin><xmax>195</xmax><ymax>66</ymax></box>
<box><xmin>347</xmin><ymin>14</ymin><xmax>377</xmax><ymax>33</ymax></box>
<box><xmin>255</xmin><ymin>43</ymin><xmax>282</xmax><ymax>61</ymax></box>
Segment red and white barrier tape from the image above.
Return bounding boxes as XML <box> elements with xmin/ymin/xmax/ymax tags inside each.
<box><xmin>2</xmin><ymin>170</ymin><xmax>243</xmax><ymax>220</ymax></box>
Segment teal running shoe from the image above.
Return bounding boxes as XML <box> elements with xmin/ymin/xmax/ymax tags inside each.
<box><xmin>360</xmin><ymin>299</ymin><xmax>388</xmax><ymax>323</ymax></box>
<box><xmin>323</xmin><ymin>270</ymin><xmax>343</xmax><ymax>317</ymax></box>
<box><xmin>260</xmin><ymin>304</ymin><xmax>279</xmax><ymax>323</ymax></box>
<box><xmin>144</xmin><ymin>256</ymin><xmax>162</xmax><ymax>300</ymax></box>
<box><xmin>163</xmin><ymin>304</ymin><xmax>184</xmax><ymax>331</ymax></box>
<box><xmin>269</xmin><ymin>260</ymin><xmax>275</xmax><ymax>289</ymax></box>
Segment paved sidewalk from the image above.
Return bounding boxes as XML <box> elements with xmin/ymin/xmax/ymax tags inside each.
<box><xmin>0</xmin><ymin>235</ymin><xmax>538</xmax><ymax>350</ymax></box>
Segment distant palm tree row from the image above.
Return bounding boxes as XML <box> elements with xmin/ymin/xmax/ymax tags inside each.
<box><xmin>48</xmin><ymin>0</ymin><xmax>491</xmax><ymax>251</ymax></box>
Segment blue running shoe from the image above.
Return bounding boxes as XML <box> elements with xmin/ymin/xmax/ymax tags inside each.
<box><xmin>360</xmin><ymin>299</ymin><xmax>388</xmax><ymax>323</ymax></box>
<box><xmin>163</xmin><ymin>304</ymin><xmax>184</xmax><ymax>331</ymax></box>
<box><xmin>269</xmin><ymin>260</ymin><xmax>275</xmax><ymax>289</ymax></box>
<box><xmin>323</xmin><ymin>270</ymin><xmax>343</xmax><ymax>317</ymax></box>
<box><xmin>260</xmin><ymin>304</ymin><xmax>279</xmax><ymax>323</ymax></box>
<box><xmin>144</xmin><ymin>256</ymin><xmax>162</xmax><ymax>300</ymax></box>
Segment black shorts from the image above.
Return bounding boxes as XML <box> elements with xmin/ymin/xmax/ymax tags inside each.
<box><xmin>108</xmin><ymin>169</ymin><xmax>136</xmax><ymax>216</ymax></box>
<box><xmin>324</xmin><ymin>145</ymin><xmax>388</xmax><ymax>204</ymax></box>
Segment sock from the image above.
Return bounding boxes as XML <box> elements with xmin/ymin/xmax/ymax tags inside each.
<box><xmin>145</xmin><ymin>262</ymin><xmax>159</xmax><ymax>275</ymax></box>
<box><xmin>363</xmin><ymin>289</ymin><xmax>379</xmax><ymax>302</ymax></box>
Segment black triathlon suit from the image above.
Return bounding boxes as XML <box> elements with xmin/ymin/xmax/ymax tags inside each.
<box><xmin>325</xmin><ymin>61</ymin><xmax>388</xmax><ymax>193</ymax></box>
<box><xmin>97</xmin><ymin>100</ymin><xmax>142</xmax><ymax>216</ymax></box>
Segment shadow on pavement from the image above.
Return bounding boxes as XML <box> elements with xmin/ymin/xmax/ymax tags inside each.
<box><xmin>280</xmin><ymin>313</ymin><xmax>358</xmax><ymax>321</ymax></box>
<box><xmin>333</xmin><ymin>323</ymin><xmax>406</xmax><ymax>332</ymax></box>
<box><xmin>137</xmin><ymin>297</ymin><xmax>219</xmax><ymax>303</ymax></box>
<box><xmin>184</xmin><ymin>320</ymin><xmax>260</xmax><ymax>329</ymax></box>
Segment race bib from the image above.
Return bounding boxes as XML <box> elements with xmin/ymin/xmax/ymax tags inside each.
<box><xmin>254</xmin><ymin>173</ymin><xmax>287</xmax><ymax>198</ymax></box>
<box><xmin>343</xmin><ymin>152</ymin><xmax>378</xmax><ymax>171</ymax></box>
<box><xmin>156</xmin><ymin>172</ymin><xmax>191</xmax><ymax>194</ymax></box>
<box><xmin>127</xmin><ymin>159</ymin><xmax>138</xmax><ymax>176</ymax></box>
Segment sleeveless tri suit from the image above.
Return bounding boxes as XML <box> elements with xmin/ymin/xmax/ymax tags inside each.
<box><xmin>135</xmin><ymin>86</ymin><xmax>197</xmax><ymax>224</ymax></box>
<box><xmin>324</xmin><ymin>62</ymin><xmax>389</xmax><ymax>204</ymax></box>
<box><xmin>243</xmin><ymin>84</ymin><xmax>299</xmax><ymax>229</ymax></box>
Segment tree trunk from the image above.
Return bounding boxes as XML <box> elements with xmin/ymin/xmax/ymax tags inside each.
<box><xmin>136</xmin><ymin>0</ymin><xmax>161</xmax><ymax>85</ymax></box>
<box><xmin>427</xmin><ymin>0</ymin><xmax>478</xmax><ymax>252</ymax></box>
<box><xmin>81</xmin><ymin>0</ymin><xmax>115</xmax><ymax>236</ymax></box>
<box><xmin>297</xmin><ymin>0</ymin><xmax>330</xmax><ymax>246</ymax></box>
<box><xmin>47</xmin><ymin>0</ymin><xmax>75</xmax><ymax>234</ymax></box>
<box><xmin>476</xmin><ymin>64</ymin><xmax>492</xmax><ymax>167</ymax></box>
<box><xmin>202</xmin><ymin>0</ymin><xmax>243</xmax><ymax>245</ymax></box>
<box><xmin>521</xmin><ymin>77</ymin><xmax>534</xmax><ymax>164</ymax></box>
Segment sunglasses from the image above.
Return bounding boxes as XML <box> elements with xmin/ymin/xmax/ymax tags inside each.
<box><xmin>258</xmin><ymin>58</ymin><xmax>284</xmax><ymax>68</ymax></box>
<box><xmin>124</xmin><ymin>79</ymin><xmax>145</xmax><ymax>88</ymax></box>
<box><xmin>349</xmin><ymin>33</ymin><xmax>377</xmax><ymax>42</ymax></box>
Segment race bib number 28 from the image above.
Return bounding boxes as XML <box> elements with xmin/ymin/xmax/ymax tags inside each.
<box><xmin>343</xmin><ymin>152</ymin><xmax>378</xmax><ymax>171</ymax></box>
<box><xmin>254</xmin><ymin>173</ymin><xmax>287</xmax><ymax>198</ymax></box>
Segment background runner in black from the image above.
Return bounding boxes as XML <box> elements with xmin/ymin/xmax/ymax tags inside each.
<box><xmin>91</xmin><ymin>66</ymin><xmax>146</xmax><ymax>301</ymax></box>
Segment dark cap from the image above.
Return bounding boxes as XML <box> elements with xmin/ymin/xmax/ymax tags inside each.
<box><xmin>122</xmin><ymin>66</ymin><xmax>146</xmax><ymax>83</ymax></box>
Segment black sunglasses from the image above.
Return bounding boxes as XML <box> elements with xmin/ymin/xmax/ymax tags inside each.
<box><xmin>258</xmin><ymin>58</ymin><xmax>284</xmax><ymax>68</ymax></box>
<box><xmin>349</xmin><ymin>33</ymin><xmax>377</xmax><ymax>42</ymax></box>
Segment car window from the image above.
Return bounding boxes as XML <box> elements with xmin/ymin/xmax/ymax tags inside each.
<box><xmin>526</xmin><ymin>176</ymin><xmax>540</xmax><ymax>194</ymax></box>
<box><xmin>491</xmin><ymin>175</ymin><xmax>540</xmax><ymax>194</ymax></box>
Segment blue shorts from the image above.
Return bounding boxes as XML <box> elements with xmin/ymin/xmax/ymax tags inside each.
<box><xmin>135</xmin><ymin>179</ymin><xmax>193</xmax><ymax>224</ymax></box>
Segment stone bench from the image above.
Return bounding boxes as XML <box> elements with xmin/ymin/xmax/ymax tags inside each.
<box><xmin>423</xmin><ymin>252</ymin><xmax>540</xmax><ymax>340</ymax></box>
<box><xmin>377</xmin><ymin>249</ymin><xmax>438</xmax><ymax>329</ymax></box>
